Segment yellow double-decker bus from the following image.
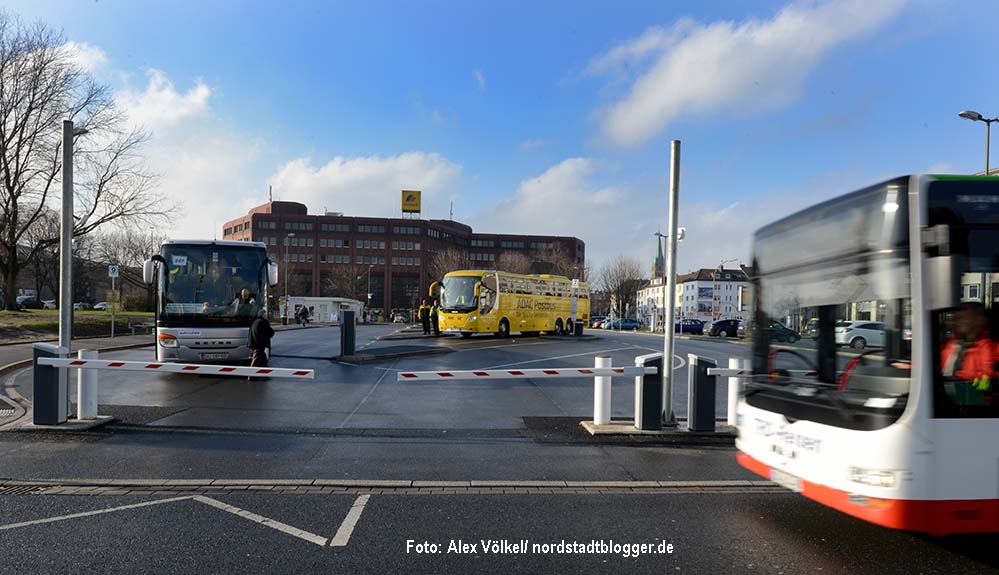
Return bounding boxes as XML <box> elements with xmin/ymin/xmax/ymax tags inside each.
<box><xmin>431</xmin><ymin>270</ymin><xmax>589</xmax><ymax>338</ymax></box>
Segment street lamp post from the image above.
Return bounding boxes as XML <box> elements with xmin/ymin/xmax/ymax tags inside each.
<box><xmin>283</xmin><ymin>232</ymin><xmax>295</xmax><ymax>324</ymax></box>
<box><xmin>959</xmin><ymin>110</ymin><xmax>999</xmax><ymax>175</ymax></box>
<box><xmin>366</xmin><ymin>264</ymin><xmax>374</xmax><ymax>321</ymax></box>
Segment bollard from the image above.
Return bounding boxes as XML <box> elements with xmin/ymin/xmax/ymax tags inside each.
<box><xmin>634</xmin><ymin>353</ymin><xmax>663</xmax><ymax>430</ymax></box>
<box><xmin>77</xmin><ymin>350</ymin><xmax>98</xmax><ymax>420</ymax></box>
<box><xmin>727</xmin><ymin>357</ymin><xmax>744</xmax><ymax>426</ymax></box>
<box><xmin>32</xmin><ymin>343</ymin><xmax>68</xmax><ymax>425</ymax></box>
<box><xmin>340</xmin><ymin>310</ymin><xmax>356</xmax><ymax>356</ymax></box>
<box><xmin>687</xmin><ymin>353</ymin><xmax>717</xmax><ymax>432</ymax></box>
<box><xmin>593</xmin><ymin>355</ymin><xmax>611</xmax><ymax>425</ymax></box>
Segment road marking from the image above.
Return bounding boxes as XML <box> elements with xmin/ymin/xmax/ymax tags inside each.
<box><xmin>193</xmin><ymin>495</ymin><xmax>329</xmax><ymax>547</ymax></box>
<box><xmin>329</xmin><ymin>494</ymin><xmax>370</xmax><ymax>547</ymax></box>
<box><xmin>337</xmin><ymin>359</ymin><xmax>397</xmax><ymax>429</ymax></box>
<box><xmin>0</xmin><ymin>496</ymin><xmax>193</xmax><ymax>531</ymax></box>
<box><xmin>479</xmin><ymin>347</ymin><xmax>635</xmax><ymax>370</ymax></box>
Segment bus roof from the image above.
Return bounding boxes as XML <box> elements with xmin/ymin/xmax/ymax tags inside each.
<box><xmin>443</xmin><ymin>269</ymin><xmax>586</xmax><ymax>284</ymax></box>
<box><xmin>162</xmin><ymin>239</ymin><xmax>267</xmax><ymax>249</ymax></box>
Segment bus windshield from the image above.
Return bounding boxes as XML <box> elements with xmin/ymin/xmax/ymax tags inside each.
<box><xmin>748</xmin><ymin>179</ymin><xmax>913</xmax><ymax>431</ymax></box>
<box><xmin>159</xmin><ymin>244</ymin><xmax>266</xmax><ymax>324</ymax></box>
<box><xmin>441</xmin><ymin>275</ymin><xmax>479</xmax><ymax>312</ymax></box>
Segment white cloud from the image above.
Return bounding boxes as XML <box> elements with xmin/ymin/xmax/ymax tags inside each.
<box><xmin>519</xmin><ymin>138</ymin><xmax>548</xmax><ymax>151</ymax></box>
<box><xmin>268</xmin><ymin>153</ymin><xmax>463</xmax><ymax>218</ymax></box>
<box><xmin>61</xmin><ymin>41</ymin><xmax>108</xmax><ymax>73</ymax></box>
<box><xmin>115</xmin><ymin>69</ymin><xmax>211</xmax><ymax>131</ymax></box>
<box><xmin>593</xmin><ymin>0</ymin><xmax>906</xmax><ymax>147</ymax></box>
<box><xmin>473</xmin><ymin>69</ymin><xmax>486</xmax><ymax>93</ymax></box>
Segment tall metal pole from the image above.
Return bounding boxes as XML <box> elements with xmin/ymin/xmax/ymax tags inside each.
<box><xmin>59</xmin><ymin>121</ymin><xmax>74</xmax><ymax>352</ymax></box>
<box><xmin>662</xmin><ymin>140</ymin><xmax>681</xmax><ymax>427</ymax></box>
<box><xmin>987</xmin><ymin>120</ymin><xmax>991</xmax><ymax>176</ymax></box>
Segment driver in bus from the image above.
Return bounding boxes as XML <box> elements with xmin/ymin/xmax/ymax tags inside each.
<box><xmin>941</xmin><ymin>302</ymin><xmax>999</xmax><ymax>397</ymax></box>
<box><xmin>228</xmin><ymin>288</ymin><xmax>257</xmax><ymax>316</ymax></box>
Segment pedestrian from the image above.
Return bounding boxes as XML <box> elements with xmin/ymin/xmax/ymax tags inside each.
<box><xmin>248</xmin><ymin>308</ymin><xmax>274</xmax><ymax>380</ymax></box>
<box><xmin>419</xmin><ymin>299</ymin><xmax>431</xmax><ymax>335</ymax></box>
<box><xmin>301</xmin><ymin>306</ymin><xmax>310</xmax><ymax>326</ymax></box>
<box><xmin>430</xmin><ymin>299</ymin><xmax>441</xmax><ymax>337</ymax></box>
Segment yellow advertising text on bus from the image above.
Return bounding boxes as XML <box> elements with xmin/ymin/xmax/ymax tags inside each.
<box><xmin>430</xmin><ymin>270</ymin><xmax>589</xmax><ymax>338</ymax></box>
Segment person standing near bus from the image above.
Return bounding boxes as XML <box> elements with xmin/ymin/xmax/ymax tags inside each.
<box><xmin>249</xmin><ymin>308</ymin><xmax>274</xmax><ymax>377</ymax></box>
<box><xmin>430</xmin><ymin>299</ymin><xmax>441</xmax><ymax>337</ymax></box>
<box><xmin>419</xmin><ymin>299</ymin><xmax>431</xmax><ymax>335</ymax></box>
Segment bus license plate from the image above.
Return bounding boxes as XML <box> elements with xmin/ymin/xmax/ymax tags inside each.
<box><xmin>200</xmin><ymin>353</ymin><xmax>228</xmax><ymax>360</ymax></box>
<box><xmin>770</xmin><ymin>469</ymin><xmax>803</xmax><ymax>492</ymax></box>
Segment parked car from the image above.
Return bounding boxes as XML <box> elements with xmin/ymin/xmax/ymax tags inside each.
<box><xmin>15</xmin><ymin>296</ymin><xmax>43</xmax><ymax>310</ymax></box>
<box><xmin>392</xmin><ymin>312</ymin><xmax>409</xmax><ymax>323</ymax></box>
<box><xmin>675</xmin><ymin>318</ymin><xmax>704</xmax><ymax>334</ymax></box>
<box><xmin>709</xmin><ymin>319</ymin><xmax>740</xmax><ymax>338</ymax></box>
<box><xmin>41</xmin><ymin>299</ymin><xmax>57</xmax><ymax>310</ymax></box>
<box><xmin>589</xmin><ymin>315</ymin><xmax>606</xmax><ymax>327</ymax></box>
<box><xmin>741</xmin><ymin>320</ymin><xmax>800</xmax><ymax>343</ymax></box>
<box><xmin>835</xmin><ymin>321</ymin><xmax>885</xmax><ymax>350</ymax></box>
<box><xmin>604</xmin><ymin>318</ymin><xmax>642</xmax><ymax>331</ymax></box>
<box><xmin>93</xmin><ymin>302</ymin><xmax>108</xmax><ymax>311</ymax></box>
<box><xmin>73</xmin><ymin>302</ymin><xmax>91</xmax><ymax>311</ymax></box>
<box><xmin>804</xmin><ymin>318</ymin><xmax>820</xmax><ymax>339</ymax></box>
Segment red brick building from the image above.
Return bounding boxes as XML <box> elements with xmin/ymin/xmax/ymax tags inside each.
<box><xmin>222</xmin><ymin>201</ymin><xmax>585</xmax><ymax>313</ymax></box>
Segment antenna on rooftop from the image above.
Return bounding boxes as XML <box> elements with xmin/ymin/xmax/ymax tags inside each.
<box><xmin>269</xmin><ymin>185</ymin><xmax>273</xmax><ymax>203</ymax></box>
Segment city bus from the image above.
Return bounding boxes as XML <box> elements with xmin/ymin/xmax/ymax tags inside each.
<box><xmin>736</xmin><ymin>175</ymin><xmax>999</xmax><ymax>535</ymax></box>
<box><xmin>143</xmin><ymin>240</ymin><xmax>278</xmax><ymax>362</ymax></box>
<box><xmin>430</xmin><ymin>270</ymin><xmax>589</xmax><ymax>338</ymax></box>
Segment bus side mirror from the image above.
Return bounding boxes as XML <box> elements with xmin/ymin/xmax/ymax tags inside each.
<box><xmin>268</xmin><ymin>262</ymin><xmax>279</xmax><ymax>287</ymax></box>
<box><xmin>429</xmin><ymin>282</ymin><xmax>441</xmax><ymax>298</ymax></box>
<box><xmin>142</xmin><ymin>258</ymin><xmax>154</xmax><ymax>285</ymax></box>
<box><xmin>926</xmin><ymin>256</ymin><xmax>958</xmax><ymax>310</ymax></box>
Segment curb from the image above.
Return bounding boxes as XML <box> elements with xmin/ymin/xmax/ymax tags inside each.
<box><xmin>338</xmin><ymin>347</ymin><xmax>454</xmax><ymax>363</ymax></box>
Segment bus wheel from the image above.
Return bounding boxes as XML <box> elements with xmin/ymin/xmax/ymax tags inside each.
<box><xmin>498</xmin><ymin>319</ymin><xmax>510</xmax><ymax>338</ymax></box>
<box><xmin>554</xmin><ymin>318</ymin><xmax>564</xmax><ymax>335</ymax></box>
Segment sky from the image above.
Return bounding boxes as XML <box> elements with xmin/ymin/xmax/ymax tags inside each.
<box><xmin>9</xmin><ymin>0</ymin><xmax>999</xmax><ymax>274</ymax></box>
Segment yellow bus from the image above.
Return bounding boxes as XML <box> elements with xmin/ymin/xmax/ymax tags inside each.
<box><xmin>430</xmin><ymin>270</ymin><xmax>589</xmax><ymax>338</ymax></box>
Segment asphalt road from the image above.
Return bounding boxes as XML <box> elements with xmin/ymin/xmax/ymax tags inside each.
<box><xmin>1</xmin><ymin>325</ymin><xmax>995</xmax><ymax>574</ymax></box>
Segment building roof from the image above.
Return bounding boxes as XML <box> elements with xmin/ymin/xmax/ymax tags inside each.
<box><xmin>676</xmin><ymin>266</ymin><xmax>752</xmax><ymax>283</ymax></box>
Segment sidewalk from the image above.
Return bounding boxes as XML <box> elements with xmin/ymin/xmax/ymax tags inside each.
<box><xmin>0</xmin><ymin>334</ymin><xmax>156</xmax><ymax>377</ymax></box>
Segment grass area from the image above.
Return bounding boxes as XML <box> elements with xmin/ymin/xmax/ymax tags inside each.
<box><xmin>0</xmin><ymin>309</ymin><xmax>154</xmax><ymax>342</ymax></box>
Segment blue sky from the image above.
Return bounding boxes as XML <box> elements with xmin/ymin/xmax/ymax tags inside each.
<box><xmin>10</xmin><ymin>0</ymin><xmax>999</xmax><ymax>272</ymax></box>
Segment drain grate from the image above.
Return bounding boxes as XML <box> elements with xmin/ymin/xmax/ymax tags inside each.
<box><xmin>0</xmin><ymin>485</ymin><xmax>47</xmax><ymax>495</ymax></box>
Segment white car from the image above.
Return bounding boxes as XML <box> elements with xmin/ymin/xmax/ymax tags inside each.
<box><xmin>93</xmin><ymin>302</ymin><xmax>108</xmax><ymax>311</ymax></box>
<box><xmin>835</xmin><ymin>321</ymin><xmax>884</xmax><ymax>350</ymax></box>
<box><xmin>42</xmin><ymin>300</ymin><xmax>57</xmax><ymax>310</ymax></box>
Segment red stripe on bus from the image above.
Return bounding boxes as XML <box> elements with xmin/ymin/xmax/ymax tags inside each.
<box><xmin>737</xmin><ymin>451</ymin><xmax>999</xmax><ymax>535</ymax></box>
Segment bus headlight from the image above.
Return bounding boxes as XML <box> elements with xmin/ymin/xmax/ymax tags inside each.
<box><xmin>466</xmin><ymin>316</ymin><xmax>477</xmax><ymax>322</ymax></box>
<box><xmin>848</xmin><ymin>467</ymin><xmax>896</xmax><ymax>488</ymax></box>
<box><xmin>158</xmin><ymin>334</ymin><xmax>178</xmax><ymax>348</ymax></box>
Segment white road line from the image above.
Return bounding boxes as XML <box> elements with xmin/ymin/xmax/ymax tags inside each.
<box><xmin>337</xmin><ymin>359</ymin><xmax>396</xmax><ymax>429</ymax></box>
<box><xmin>329</xmin><ymin>494</ymin><xmax>370</xmax><ymax>547</ymax></box>
<box><xmin>479</xmin><ymin>347</ymin><xmax>635</xmax><ymax>370</ymax></box>
<box><xmin>192</xmin><ymin>495</ymin><xmax>329</xmax><ymax>547</ymax></box>
<box><xmin>0</xmin><ymin>496</ymin><xmax>193</xmax><ymax>531</ymax></box>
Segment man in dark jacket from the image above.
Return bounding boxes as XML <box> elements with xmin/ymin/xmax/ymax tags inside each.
<box><xmin>419</xmin><ymin>299</ymin><xmax>431</xmax><ymax>335</ymax></box>
<box><xmin>249</xmin><ymin>308</ymin><xmax>274</xmax><ymax>374</ymax></box>
<box><xmin>430</xmin><ymin>299</ymin><xmax>441</xmax><ymax>337</ymax></box>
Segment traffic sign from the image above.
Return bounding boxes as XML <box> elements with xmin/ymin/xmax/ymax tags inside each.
<box><xmin>108</xmin><ymin>265</ymin><xmax>119</xmax><ymax>278</ymax></box>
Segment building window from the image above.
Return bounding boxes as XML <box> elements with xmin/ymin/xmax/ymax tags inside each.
<box><xmin>306</xmin><ymin>254</ymin><xmax>313</xmax><ymax>263</ymax></box>
<box><xmin>321</xmin><ymin>223</ymin><xmax>350</xmax><ymax>232</ymax></box>
<box><xmin>393</xmin><ymin>226</ymin><xmax>420</xmax><ymax>235</ymax></box>
<box><xmin>358</xmin><ymin>224</ymin><xmax>385</xmax><ymax>234</ymax></box>
<box><xmin>471</xmin><ymin>239</ymin><xmax>495</xmax><ymax>248</ymax></box>
<box><xmin>501</xmin><ymin>240</ymin><xmax>525</xmax><ymax>249</ymax></box>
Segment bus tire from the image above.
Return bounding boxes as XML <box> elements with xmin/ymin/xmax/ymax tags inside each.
<box><xmin>555</xmin><ymin>318</ymin><xmax>564</xmax><ymax>335</ymax></box>
<box><xmin>498</xmin><ymin>319</ymin><xmax>510</xmax><ymax>338</ymax></box>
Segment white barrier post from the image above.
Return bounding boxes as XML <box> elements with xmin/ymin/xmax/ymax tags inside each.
<box><xmin>77</xmin><ymin>349</ymin><xmax>98</xmax><ymax>420</ymax></box>
<box><xmin>594</xmin><ymin>355</ymin><xmax>611</xmax><ymax>425</ymax></box>
<box><xmin>727</xmin><ymin>357</ymin><xmax>741</xmax><ymax>426</ymax></box>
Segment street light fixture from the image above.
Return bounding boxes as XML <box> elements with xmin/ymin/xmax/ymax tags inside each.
<box><xmin>367</xmin><ymin>263</ymin><xmax>375</xmax><ymax>311</ymax></box>
<box><xmin>959</xmin><ymin>109</ymin><xmax>999</xmax><ymax>175</ymax></box>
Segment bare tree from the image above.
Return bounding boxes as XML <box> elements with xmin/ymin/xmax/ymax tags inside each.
<box><xmin>324</xmin><ymin>262</ymin><xmax>366</xmax><ymax>301</ymax></box>
<box><xmin>93</xmin><ymin>227</ymin><xmax>166</xmax><ymax>310</ymax></box>
<box><xmin>532</xmin><ymin>243</ymin><xmax>579</xmax><ymax>278</ymax></box>
<box><xmin>428</xmin><ymin>247</ymin><xmax>469</xmax><ymax>283</ymax></box>
<box><xmin>496</xmin><ymin>250</ymin><xmax>532</xmax><ymax>274</ymax></box>
<box><xmin>597</xmin><ymin>255</ymin><xmax>645</xmax><ymax>318</ymax></box>
<box><xmin>0</xmin><ymin>14</ymin><xmax>166</xmax><ymax>309</ymax></box>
